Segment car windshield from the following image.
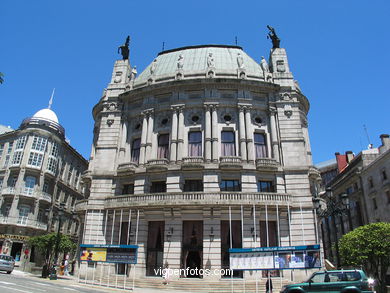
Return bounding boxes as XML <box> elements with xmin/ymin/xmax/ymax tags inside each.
<box><xmin>0</xmin><ymin>255</ymin><xmax>13</xmax><ymax>261</ymax></box>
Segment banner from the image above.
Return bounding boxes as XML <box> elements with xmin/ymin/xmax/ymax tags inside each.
<box><xmin>229</xmin><ymin>244</ymin><xmax>321</xmax><ymax>270</ymax></box>
<box><xmin>80</xmin><ymin>244</ymin><xmax>138</xmax><ymax>264</ymax></box>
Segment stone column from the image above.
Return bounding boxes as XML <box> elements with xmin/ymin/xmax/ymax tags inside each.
<box><xmin>9</xmin><ymin>195</ymin><xmax>19</xmax><ymax>223</ymax></box>
<box><xmin>238</xmin><ymin>105</ymin><xmax>247</xmax><ymax>161</ymax></box>
<box><xmin>139</xmin><ymin>112</ymin><xmax>148</xmax><ymax>165</ymax></box>
<box><xmin>269</xmin><ymin>107</ymin><xmax>280</xmax><ymax>162</ymax></box>
<box><xmin>145</xmin><ymin>109</ymin><xmax>154</xmax><ymax>162</ymax></box>
<box><xmin>176</xmin><ymin>106</ymin><xmax>185</xmax><ymax>162</ymax></box>
<box><xmin>245</xmin><ymin>107</ymin><xmax>255</xmax><ymax>163</ymax></box>
<box><xmin>33</xmin><ymin>199</ymin><xmax>40</xmax><ymax>224</ymax></box>
<box><xmin>118</xmin><ymin>118</ymin><xmax>128</xmax><ymax>163</ymax></box>
<box><xmin>204</xmin><ymin>105</ymin><xmax>212</xmax><ymax>162</ymax></box>
<box><xmin>170</xmin><ymin>107</ymin><xmax>178</xmax><ymax>162</ymax></box>
<box><xmin>211</xmin><ymin>105</ymin><xmax>219</xmax><ymax>162</ymax></box>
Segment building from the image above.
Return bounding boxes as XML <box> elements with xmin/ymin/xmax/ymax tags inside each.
<box><xmin>0</xmin><ymin>103</ymin><xmax>88</xmax><ymax>271</ymax></box>
<box><xmin>78</xmin><ymin>38</ymin><xmax>320</xmax><ymax>289</ymax></box>
<box><xmin>316</xmin><ymin>134</ymin><xmax>390</xmax><ymax>267</ymax></box>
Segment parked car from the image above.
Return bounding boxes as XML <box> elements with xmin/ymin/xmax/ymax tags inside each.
<box><xmin>0</xmin><ymin>254</ymin><xmax>15</xmax><ymax>274</ymax></box>
<box><xmin>280</xmin><ymin>270</ymin><xmax>374</xmax><ymax>293</ymax></box>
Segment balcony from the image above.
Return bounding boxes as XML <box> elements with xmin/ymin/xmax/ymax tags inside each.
<box><xmin>146</xmin><ymin>158</ymin><xmax>169</xmax><ymax>171</ymax></box>
<box><xmin>1</xmin><ymin>187</ymin><xmax>17</xmax><ymax>196</ymax></box>
<box><xmin>219</xmin><ymin>156</ymin><xmax>242</xmax><ymax>169</ymax></box>
<box><xmin>117</xmin><ymin>162</ymin><xmax>138</xmax><ymax>176</ymax></box>
<box><xmin>181</xmin><ymin>157</ymin><xmax>205</xmax><ymax>169</ymax></box>
<box><xmin>255</xmin><ymin>158</ymin><xmax>279</xmax><ymax>170</ymax></box>
<box><xmin>37</xmin><ymin>191</ymin><xmax>52</xmax><ymax>203</ymax></box>
<box><xmin>0</xmin><ymin>216</ymin><xmax>48</xmax><ymax>231</ymax></box>
<box><xmin>101</xmin><ymin>191</ymin><xmax>292</xmax><ymax>209</ymax></box>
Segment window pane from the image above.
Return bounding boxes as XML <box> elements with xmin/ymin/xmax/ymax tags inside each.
<box><xmin>254</xmin><ymin>133</ymin><xmax>267</xmax><ymax>158</ymax></box>
<box><xmin>188</xmin><ymin>132</ymin><xmax>202</xmax><ymax>157</ymax></box>
<box><xmin>221</xmin><ymin>131</ymin><xmax>236</xmax><ymax>156</ymax></box>
<box><xmin>220</xmin><ymin>180</ymin><xmax>241</xmax><ymax>192</ymax></box>
<box><xmin>131</xmin><ymin>138</ymin><xmax>141</xmax><ymax>163</ymax></box>
<box><xmin>157</xmin><ymin>134</ymin><xmax>169</xmax><ymax>159</ymax></box>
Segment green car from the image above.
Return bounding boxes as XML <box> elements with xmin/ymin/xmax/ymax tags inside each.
<box><xmin>280</xmin><ymin>270</ymin><xmax>374</xmax><ymax>293</ymax></box>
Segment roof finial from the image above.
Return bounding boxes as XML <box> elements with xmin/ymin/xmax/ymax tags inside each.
<box><xmin>48</xmin><ymin>88</ymin><xmax>55</xmax><ymax>109</ymax></box>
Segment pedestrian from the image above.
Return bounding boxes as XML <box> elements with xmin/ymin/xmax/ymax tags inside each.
<box><xmin>64</xmin><ymin>259</ymin><xmax>69</xmax><ymax>276</ymax></box>
<box><xmin>266</xmin><ymin>275</ymin><xmax>273</xmax><ymax>293</ymax></box>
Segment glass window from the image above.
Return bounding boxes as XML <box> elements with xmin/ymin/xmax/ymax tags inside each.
<box><xmin>31</xmin><ymin>136</ymin><xmax>47</xmax><ymax>152</ymax></box>
<box><xmin>254</xmin><ymin>133</ymin><xmax>267</xmax><ymax>158</ymax></box>
<box><xmin>382</xmin><ymin>170</ymin><xmax>388</xmax><ymax>181</ymax></box>
<box><xmin>220</xmin><ymin>180</ymin><xmax>241</xmax><ymax>191</ymax></box>
<box><xmin>221</xmin><ymin>131</ymin><xmax>236</xmax><ymax>156</ymax></box>
<box><xmin>188</xmin><ymin>132</ymin><xmax>202</xmax><ymax>157</ymax></box>
<box><xmin>131</xmin><ymin>138</ymin><xmax>141</xmax><ymax>163</ymax></box>
<box><xmin>310</xmin><ymin>273</ymin><xmax>326</xmax><ymax>283</ymax></box>
<box><xmin>67</xmin><ymin>166</ymin><xmax>73</xmax><ymax>183</ymax></box>
<box><xmin>184</xmin><ymin>180</ymin><xmax>203</xmax><ymax>192</ymax></box>
<box><xmin>7</xmin><ymin>142</ymin><xmax>13</xmax><ymax>154</ymax></box>
<box><xmin>24</xmin><ymin>176</ymin><xmax>36</xmax><ymax>195</ymax></box>
<box><xmin>368</xmin><ymin>177</ymin><xmax>374</xmax><ymax>188</ymax></box>
<box><xmin>27</xmin><ymin>152</ymin><xmax>43</xmax><ymax>168</ymax></box>
<box><xmin>11</xmin><ymin>150</ymin><xmax>23</xmax><ymax>165</ymax></box>
<box><xmin>3</xmin><ymin>204</ymin><xmax>11</xmax><ymax>217</ymax></box>
<box><xmin>0</xmin><ymin>177</ymin><xmax>3</xmax><ymax>190</ymax></box>
<box><xmin>257</xmin><ymin>181</ymin><xmax>275</xmax><ymax>192</ymax></box>
<box><xmin>157</xmin><ymin>134</ymin><xmax>169</xmax><ymax>159</ymax></box>
<box><xmin>18</xmin><ymin>205</ymin><xmax>30</xmax><ymax>225</ymax></box>
<box><xmin>15</xmin><ymin>136</ymin><xmax>27</xmax><ymax>150</ymax></box>
<box><xmin>47</xmin><ymin>157</ymin><xmax>58</xmax><ymax>174</ymax></box>
<box><xmin>10</xmin><ymin>176</ymin><xmax>17</xmax><ymax>187</ymax></box>
<box><xmin>43</xmin><ymin>181</ymin><xmax>49</xmax><ymax>193</ymax></box>
<box><xmin>0</xmin><ymin>143</ymin><xmax>4</xmax><ymax>158</ymax></box>
<box><xmin>150</xmin><ymin>181</ymin><xmax>166</xmax><ymax>193</ymax></box>
<box><xmin>122</xmin><ymin>184</ymin><xmax>134</xmax><ymax>195</ymax></box>
<box><xmin>50</xmin><ymin>142</ymin><xmax>59</xmax><ymax>157</ymax></box>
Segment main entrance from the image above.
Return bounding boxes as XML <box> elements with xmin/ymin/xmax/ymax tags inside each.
<box><xmin>146</xmin><ymin>221</ymin><xmax>164</xmax><ymax>276</ymax></box>
<box><xmin>181</xmin><ymin>221</ymin><xmax>203</xmax><ymax>278</ymax></box>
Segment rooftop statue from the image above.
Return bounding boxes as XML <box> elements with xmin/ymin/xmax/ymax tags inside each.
<box><xmin>260</xmin><ymin>56</ymin><xmax>270</xmax><ymax>73</ymax></box>
<box><xmin>267</xmin><ymin>25</ymin><xmax>280</xmax><ymax>49</ymax></box>
<box><xmin>118</xmin><ymin>36</ymin><xmax>130</xmax><ymax>60</ymax></box>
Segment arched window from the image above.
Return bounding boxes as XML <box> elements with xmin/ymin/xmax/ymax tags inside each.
<box><xmin>221</xmin><ymin>131</ymin><xmax>236</xmax><ymax>156</ymax></box>
<box><xmin>254</xmin><ymin>133</ymin><xmax>267</xmax><ymax>158</ymax></box>
<box><xmin>188</xmin><ymin>131</ymin><xmax>202</xmax><ymax>157</ymax></box>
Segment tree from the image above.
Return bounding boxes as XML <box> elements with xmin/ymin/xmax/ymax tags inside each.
<box><xmin>339</xmin><ymin>222</ymin><xmax>390</xmax><ymax>293</ymax></box>
<box><xmin>28</xmin><ymin>233</ymin><xmax>77</xmax><ymax>266</ymax></box>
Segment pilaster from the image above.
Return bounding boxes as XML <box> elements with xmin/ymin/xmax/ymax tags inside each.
<box><xmin>176</xmin><ymin>106</ymin><xmax>185</xmax><ymax>162</ymax></box>
<box><xmin>245</xmin><ymin>107</ymin><xmax>254</xmax><ymax>163</ymax></box>
<box><xmin>139</xmin><ymin>112</ymin><xmax>148</xmax><ymax>165</ymax></box>
<box><xmin>238</xmin><ymin>105</ymin><xmax>247</xmax><ymax>161</ymax></box>
<box><xmin>204</xmin><ymin>104</ymin><xmax>212</xmax><ymax>163</ymax></box>
<box><xmin>211</xmin><ymin>104</ymin><xmax>219</xmax><ymax>162</ymax></box>
<box><xmin>169</xmin><ymin>107</ymin><xmax>178</xmax><ymax>162</ymax></box>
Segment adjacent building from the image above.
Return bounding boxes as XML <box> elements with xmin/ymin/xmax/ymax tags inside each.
<box><xmin>0</xmin><ymin>105</ymin><xmax>88</xmax><ymax>271</ymax></box>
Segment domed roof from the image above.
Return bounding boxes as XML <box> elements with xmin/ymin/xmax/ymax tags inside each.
<box><xmin>134</xmin><ymin>45</ymin><xmax>265</xmax><ymax>87</ymax></box>
<box><xmin>32</xmin><ymin>108</ymin><xmax>59</xmax><ymax>124</ymax></box>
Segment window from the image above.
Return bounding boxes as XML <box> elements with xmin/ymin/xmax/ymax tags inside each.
<box><xmin>257</xmin><ymin>181</ymin><xmax>275</xmax><ymax>192</ymax></box>
<box><xmin>9</xmin><ymin>176</ymin><xmax>17</xmax><ymax>187</ymax></box>
<box><xmin>3</xmin><ymin>142</ymin><xmax>13</xmax><ymax>168</ymax></box>
<box><xmin>254</xmin><ymin>133</ymin><xmax>267</xmax><ymax>158</ymax></box>
<box><xmin>11</xmin><ymin>151</ymin><xmax>23</xmax><ymax>165</ymax></box>
<box><xmin>46</xmin><ymin>142</ymin><xmax>59</xmax><ymax>174</ymax></box>
<box><xmin>382</xmin><ymin>170</ymin><xmax>388</xmax><ymax>181</ymax></box>
<box><xmin>157</xmin><ymin>134</ymin><xmax>169</xmax><ymax>159</ymax></box>
<box><xmin>74</xmin><ymin>170</ymin><xmax>80</xmax><ymax>186</ymax></box>
<box><xmin>131</xmin><ymin>138</ymin><xmax>141</xmax><ymax>163</ymax></box>
<box><xmin>24</xmin><ymin>176</ymin><xmax>36</xmax><ymax>195</ymax></box>
<box><xmin>368</xmin><ymin>177</ymin><xmax>374</xmax><ymax>188</ymax></box>
<box><xmin>372</xmin><ymin>197</ymin><xmax>378</xmax><ymax>209</ymax></box>
<box><xmin>122</xmin><ymin>184</ymin><xmax>134</xmax><ymax>195</ymax></box>
<box><xmin>18</xmin><ymin>205</ymin><xmax>30</xmax><ymax>225</ymax></box>
<box><xmin>43</xmin><ymin>181</ymin><xmax>49</xmax><ymax>193</ymax></box>
<box><xmin>50</xmin><ymin>142</ymin><xmax>59</xmax><ymax>157</ymax></box>
<box><xmin>0</xmin><ymin>177</ymin><xmax>3</xmax><ymax>190</ymax></box>
<box><xmin>3</xmin><ymin>204</ymin><xmax>11</xmax><ymax>217</ymax></box>
<box><xmin>67</xmin><ymin>166</ymin><xmax>73</xmax><ymax>183</ymax></box>
<box><xmin>31</xmin><ymin>136</ymin><xmax>47</xmax><ymax>152</ymax></box>
<box><xmin>221</xmin><ymin>131</ymin><xmax>236</xmax><ymax>156</ymax></box>
<box><xmin>387</xmin><ymin>191</ymin><xmax>390</xmax><ymax>204</ymax></box>
<box><xmin>15</xmin><ymin>136</ymin><xmax>27</xmax><ymax>150</ymax></box>
<box><xmin>28</xmin><ymin>152</ymin><xmax>44</xmax><ymax>167</ymax></box>
<box><xmin>188</xmin><ymin>131</ymin><xmax>202</xmax><ymax>157</ymax></box>
<box><xmin>0</xmin><ymin>144</ymin><xmax>4</xmax><ymax>158</ymax></box>
<box><xmin>220</xmin><ymin>180</ymin><xmax>241</xmax><ymax>191</ymax></box>
<box><xmin>150</xmin><ymin>181</ymin><xmax>166</xmax><ymax>193</ymax></box>
<box><xmin>183</xmin><ymin>180</ymin><xmax>203</xmax><ymax>192</ymax></box>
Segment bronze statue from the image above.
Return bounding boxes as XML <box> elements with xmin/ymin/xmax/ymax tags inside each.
<box><xmin>267</xmin><ymin>25</ymin><xmax>280</xmax><ymax>49</ymax></box>
<box><xmin>118</xmin><ymin>36</ymin><xmax>130</xmax><ymax>60</ymax></box>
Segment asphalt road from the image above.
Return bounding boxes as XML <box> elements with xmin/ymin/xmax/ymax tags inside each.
<box><xmin>0</xmin><ymin>271</ymin><xmax>108</xmax><ymax>293</ymax></box>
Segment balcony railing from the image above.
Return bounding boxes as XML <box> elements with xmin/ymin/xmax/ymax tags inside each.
<box><xmin>146</xmin><ymin>158</ymin><xmax>169</xmax><ymax>171</ymax></box>
<box><xmin>182</xmin><ymin>157</ymin><xmax>205</xmax><ymax>169</ymax></box>
<box><xmin>117</xmin><ymin>162</ymin><xmax>138</xmax><ymax>175</ymax></box>
<box><xmin>219</xmin><ymin>156</ymin><xmax>242</xmax><ymax>169</ymax></box>
<box><xmin>255</xmin><ymin>158</ymin><xmax>279</xmax><ymax>169</ymax></box>
<box><xmin>95</xmin><ymin>191</ymin><xmax>292</xmax><ymax>210</ymax></box>
<box><xmin>37</xmin><ymin>191</ymin><xmax>52</xmax><ymax>203</ymax></box>
<box><xmin>0</xmin><ymin>216</ymin><xmax>48</xmax><ymax>230</ymax></box>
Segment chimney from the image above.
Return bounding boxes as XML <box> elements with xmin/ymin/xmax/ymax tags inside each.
<box><xmin>379</xmin><ymin>134</ymin><xmax>390</xmax><ymax>154</ymax></box>
<box><xmin>335</xmin><ymin>152</ymin><xmax>348</xmax><ymax>173</ymax></box>
<box><xmin>346</xmin><ymin>151</ymin><xmax>354</xmax><ymax>163</ymax></box>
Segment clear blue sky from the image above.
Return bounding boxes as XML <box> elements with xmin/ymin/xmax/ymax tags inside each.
<box><xmin>1</xmin><ymin>0</ymin><xmax>389</xmax><ymax>164</ymax></box>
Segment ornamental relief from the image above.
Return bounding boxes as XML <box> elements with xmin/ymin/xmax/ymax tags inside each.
<box><xmin>219</xmin><ymin>109</ymin><xmax>237</xmax><ymax>125</ymax></box>
<box><xmin>185</xmin><ymin>110</ymin><xmax>203</xmax><ymax>126</ymax></box>
<box><xmin>251</xmin><ymin>111</ymin><xmax>267</xmax><ymax>127</ymax></box>
<box><xmin>155</xmin><ymin>111</ymin><xmax>171</xmax><ymax>130</ymax></box>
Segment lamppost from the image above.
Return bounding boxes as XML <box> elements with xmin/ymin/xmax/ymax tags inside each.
<box><xmin>312</xmin><ymin>187</ymin><xmax>349</xmax><ymax>268</ymax></box>
<box><xmin>51</xmin><ymin>202</ymin><xmax>66</xmax><ymax>278</ymax></box>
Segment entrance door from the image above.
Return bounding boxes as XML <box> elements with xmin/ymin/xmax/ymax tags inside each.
<box><xmin>221</xmin><ymin>220</ymin><xmax>242</xmax><ymax>278</ymax></box>
<box><xmin>146</xmin><ymin>221</ymin><xmax>164</xmax><ymax>276</ymax></box>
<box><xmin>11</xmin><ymin>242</ymin><xmax>23</xmax><ymax>261</ymax></box>
<box><xmin>181</xmin><ymin>221</ymin><xmax>203</xmax><ymax>278</ymax></box>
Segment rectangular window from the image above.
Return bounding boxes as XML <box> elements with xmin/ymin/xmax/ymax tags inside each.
<box><xmin>67</xmin><ymin>166</ymin><xmax>73</xmax><ymax>183</ymax></box>
<box><xmin>368</xmin><ymin>177</ymin><xmax>374</xmax><ymax>188</ymax></box>
<box><xmin>18</xmin><ymin>205</ymin><xmax>30</xmax><ymax>225</ymax></box>
<box><xmin>157</xmin><ymin>134</ymin><xmax>169</xmax><ymax>159</ymax></box>
<box><xmin>372</xmin><ymin>197</ymin><xmax>378</xmax><ymax>209</ymax></box>
<box><xmin>220</xmin><ymin>180</ymin><xmax>241</xmax><ymax>191</ymax></box>
<box><xmin>150</xmin><ymin>181</ymin><xmax>166</xmax><ymax>193</ymax></box>
<box><xmin>254</xmin><ymin>133</ymin><xmax>267</xmax><ymax>158</ymax></box>
<box><xmin>188</xmin><ymin>131</ymin><xmax>202</xmax><ymax>156</ymax></box>
<box><xmin>50</xmin><ymin>142</ymin><xmax>59</xmax><ymax>157</ymax></box>
<box><xmin>122</xmin><ymin>184</ymin><xmax>134</xmax><ymax>195</ymax></box>
<box><xmin>74</xmin><ymin>170</ymin><xmax>80</xmax><ymax>186</ymax></box>
<box><xmin>382</xmin><ymin>170</ymin><xmax>388</xmax><ymax>181</ymax></box>
<box><xmin>15</xmin><ymin>136</ymin><xmax>27</xmax><ymax>150</ymax></box>
<box><xmin>221</xmin><ymin>131</ymin><xmax>236</xmax><ymax>156</ymax></box>
<box><xmin>257</xmin><ymin>181</ymin><xmax>275</xmax><ymax>192</ymax></box>
<box><xmin>24</xmin><ymin>176</ymin><xmax>36</xmax><ymax>195</ymax></box>
<box><xmin>387</xmin><ymin>191</ymin><xmax>390</xmax><ymax>204</ymax></box>
<box><xmin>10</xmin><ymin>176</ymin><xmax>17</xmax><ymax>187</ymax></box>
<box><xmin>43</xmin><ymin>181</ymin><xmax>49</xmax><ymax>193</ymax></box>
<box><xmin>47</xmin><ymin>157</ymin><xmax>58</xmax><ymax>174</ymax></box>
<box><xmin>27</xmin><ymin>152</ymin><xmax>43</xmax><ymax>168</ymax></box>
<box><xmin>11</xmin><ymin>150</ymin><xmax>23</xmax><ymax>165</ymax></box>
<box><xmin>0</xmin><ymin>143</ymin><xmax>4</xmax><ymax>158</ymax></box>
<box><xmin>131</xmin><ymin>138</ymin><xmax>141</xmax><ymax>163</ymax></box>
<box><xmin>183</xmin><ymin>180</ymin><xmax>203</xmax><ymax>192</ymax></box>
<box><xmin>0</xmin><ymin>177</ymin><xmax>3</xmax><ymax>190</ymax></box>
<box><xmin>31</xmin><ymin>136</ymin><xmax>47</xmax><ymax>152</ymax></box>
<box><xmin>7</xmin><ymin>142</ymin><xmax>13</xmax><ymax>154</ymax></box>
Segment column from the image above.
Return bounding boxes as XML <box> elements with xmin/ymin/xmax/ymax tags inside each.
<box><xmin>211</xmin><ymin>105</ymin><xmax>219</xmax><ymax>162</ymax></box>
<box><xmin>176</xmin><ymin>106</ymin><xmax>185</xmax><ymax>162</ymax></box>
<box><xmin>139</xmin><ymin>112</ymin><xmax>148</xmax><ymax>165</ymax></box>
<box><xmin>170</xmin><ymin>107</ymin><xmax>178</xmax><ymax>162</ymax></box>
<box><xmin>145</xmin><ymin>110</ymin><xmax>154</xmax><ymax>162</ymax></box>
<box><xmin>245</xmin><ymin>107</ymin><xmax>254</xmax><ymax>163</ymax></box>
<box><xmin>238</xmin><ymin>105</ymin><xmax>247</xmax><ymax>161</ymax></box>
<box><xmin>269</xmin><ymin>108</ymin><xmax>280</xmax><ymax>162</ymax></box>
<box><xmin>9</xmin><ymin>195</ymin><xmax>19</xmax><ymax>223</ymax></box>
<box><xmin>204</xmin><ymin>105</ymin><xmax>212</xmax><ymax>162</ymax></box>
<box><xmin>33</xmin><ymin>199</ymin><xmax>40</xmax><ymax>223</ymax></box>
<box><xmin>119</xmin><ymin>118</ymin><xmax>128</xmax><ymax>163</ymax></box>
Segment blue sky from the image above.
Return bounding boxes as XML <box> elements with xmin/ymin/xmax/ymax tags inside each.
<box><xmin>1</xmin><ymin>0</ymin><xmax>389</xmax><ymax>164</ymax></box>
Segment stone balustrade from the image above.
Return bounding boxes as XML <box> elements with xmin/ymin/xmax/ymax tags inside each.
<box><xmin>1</xmin><ymin>187</ymin><xmax>52</xmax><ymax>203</ymax></box>
<box><xmin>219</xmin><ymin>156</ymin><xmax>242</xmax><ymax>169</ymax></box>
<box><xmin>93</xmin><ymin>191</ymin><xmax>292</xmax><ymax>210</ymax></box>
<box><xmin>146</xmin><ymin>158</ymin><xmax>169</xmax><ymax>171</ymax></box>
<box><xmin>37</xmin><ymin>191</ymin><xmax>52</xmax><ymax>203</ymax></box>
<box><xmin>181</xmin><ymin>157</ymin><xmax>205</xmax><ymax>169</ymax></box>
<box><xmin>0</xmin><ymin>216</ymin><xmax>48</xmax><ymax>230</ymax></box>
<box><xmin>255</xmin><ymin>158</ymin><xmax>279</xmax><ymax>169</ymax></box>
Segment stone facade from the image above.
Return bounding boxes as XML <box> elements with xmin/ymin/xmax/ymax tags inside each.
<box><xmin>0</xmin><ymin>107</ymin><xmax>87</xmax><ymax>271</ymax></box>
<box><xmin>78</xmin><ymin>44</ymin><xmax>320</xmax><ymax>286</ymax></box>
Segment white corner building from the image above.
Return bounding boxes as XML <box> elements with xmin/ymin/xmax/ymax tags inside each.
<box><xmin>78</xmin><ymin>42</ymin><xmax>320</xmax><ymax>288</ymax></box>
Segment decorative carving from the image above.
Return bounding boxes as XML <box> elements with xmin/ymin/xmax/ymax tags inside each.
<box><xmin>114</xmin><ymin>71</ymin><xmax>122</xmax><ymax>83</ymax></box>
<box><xmin>237</xmin><ymin>53</ymin><xmax>244</xmax><ymax>69</ymax></box>
<box><xmin>176</xmin><ymin>73</ymin><xmax>183</xmax><ymax>80</ymax></box>
<box><xmin>109</xmin><ymin>103</ymin><xmax>117</xmax><ymax>111</ymax></box>
<box><xmin>107</xmin><ymin>119</ymin><xmax>114</xmax><ymax>126</ymax></box>
<box><xmin>280</xmin><ymin>92</ymin><xmax>291</xmax><ymax>101</ymax></box>
<box><xmin>130</xmin><ymin>66</ymin><xmax>137</xmax><ymax>81</ymax></box>
<box><xmin>150</xmin><ymin>59</ymin><xmax>157</xmax><ymax>75</ymax></box>
<box><xmin>207</xmin><ymin>53</ymin><xmax>215</xmax><ymax>67</ymax></box>
<box><xmin>284</xmin><ymin>105</ymin><xmax>293</xmax><ymax>118</ymax></box>
<box><xmin>118</xmin><ymin>36</ymin><xmax>130</xmax><ymax>60</ymax></box>
<box><xmin>276</xmin><ymin>60</ymin><xmax>285</xmax><ymax>72</ymax></box>
<box><xmin>177</xmin><ymin>54</ymin><xmax>184</xmax><ymax>69</ymax></box>
<box><xmin>207</xmin><ymin>70</ymin><xmax>214</xmax><ymax>78</ymax></box>
<box><xmin>260</xmin><ymin>56</ymin><xmax>270</xmax><ymax>73</ymax></box>
<box><xmin>239</xmin><ymin>71</ymin><xmax>246</xmax><ymax>79</ymax></box>
<box><xmin>267</xmin><ymin>25</ymin><xmax>280</xmax><ymax>49</ymax></box>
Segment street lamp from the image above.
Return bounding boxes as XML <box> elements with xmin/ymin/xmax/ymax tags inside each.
<box><xmin>313</xmin><ymin>187</ymin><xmax>350</xmax><ymax>268</ymax></box>
<box><xmin>50</xmin><ymin>202</ymin><xmax>66</xmax><ymax>279</ymax></box>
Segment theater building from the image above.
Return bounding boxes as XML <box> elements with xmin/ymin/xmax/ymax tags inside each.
<box><xmin>78</xmin><ymin>38</ymin><xmax>320</xmax><ymax>288</ymax></box>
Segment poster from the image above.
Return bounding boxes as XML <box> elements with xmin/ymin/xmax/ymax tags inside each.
<box><xmin>80</xmin><ymin>244</ymin><xmax>138</xmax><ymax>264</ymax></box>
<box><xmin>80</xmin><ymin>248</ymin><xmax>107</xmax><ymax>262</ymax></box>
